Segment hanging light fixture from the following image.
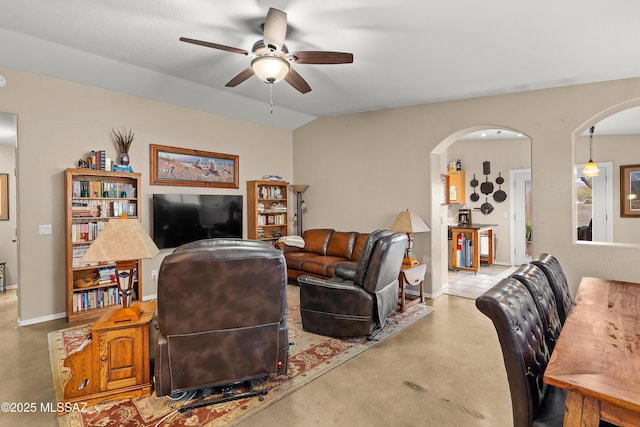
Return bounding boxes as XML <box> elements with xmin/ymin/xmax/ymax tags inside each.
<box><xmin>583</xmin><ymin>126</ymin><xmax>599</xmax><ymax>177</ymax></box>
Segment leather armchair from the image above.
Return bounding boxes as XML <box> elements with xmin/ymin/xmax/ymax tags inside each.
<box><xmin>154</xmin><ymin>238</ymin><xmax>289</xmax><ymax>397</ymax></box>
<box><xmin>297</xmin><ymin>229</ymin><xmax>407</xmax><ymax>338</ymax></box>
<box><xmin>476</xmin><ymin>278</ymin><xmax>566</xmax><ymax>427</ymax></box>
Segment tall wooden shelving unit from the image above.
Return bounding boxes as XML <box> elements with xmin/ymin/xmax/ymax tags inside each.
<box><xmin>64</xmin><ymin>168</ymin><xmax>143</xmax><ymax>323</ymax></box>
<box><xmin>247</xmin><ymin>180</ymin><xmax>289</xmax><ymax>242</ymax></box>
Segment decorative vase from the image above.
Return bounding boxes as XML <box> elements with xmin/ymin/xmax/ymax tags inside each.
<box><xmin>119</xmin><ymin>152</ymin><xmax>130</xmax><ymax>166</ymax></box>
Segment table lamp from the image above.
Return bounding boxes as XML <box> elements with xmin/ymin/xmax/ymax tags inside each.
<box><xmin>390</xmin><ymin>209</ymin><xmax>431</xmax><ymax>267</ymax></box>
<box><xmin>80</xmin><ymin>216</ymin><xmax>159</xmax><ymax>322</ymax></box>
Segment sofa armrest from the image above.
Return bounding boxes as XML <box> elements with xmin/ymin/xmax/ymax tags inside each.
<box><xmin>334</xmin><ymin>262</ymin><xmax>357</xmax><ymax>281</ymax></box>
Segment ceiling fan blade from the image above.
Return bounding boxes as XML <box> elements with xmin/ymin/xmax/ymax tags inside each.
<box><xmin>263</xmin><ymin>8</ymin><xmax>287</xmax><ymax>52</ymax></box>
<box><xmin>284</xmin><ymin>68</ymin><xmax>311</xmax><ymax>94</ymax></box>
<box><xmin>293</xmin><ymin>51</ymin><xmax>354</xmax><ymax>65</ymax></box>
<box><xmin>179</xmin><ymin>37</ymin><xmax>248</xmax><ymax>55</ymax></box>
<box><xmin>225</xmin><ymin>67</ymin><xmax>255</xmax><ymax>87</ymax></box>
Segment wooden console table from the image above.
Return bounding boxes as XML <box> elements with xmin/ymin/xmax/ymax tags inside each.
<box><xmin>398</xmin><ymin>263</ymin><xmax>426</xmax><ymax>312</ymax></box>
<box><xmin>449</xmin><ymin>224</ymin><xmax>494</xmax><ymax>273</ymax></box>
<box><xmin>62</xmin><ymin>300</ymin><xmax>156</xmax><ymax>408</ymax></box>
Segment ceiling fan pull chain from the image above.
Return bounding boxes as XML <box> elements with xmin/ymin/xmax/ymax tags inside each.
<box><xmin>270</xmin><ymin>82</ymin><xmax>274</xmax><ymax>114</ymax></box>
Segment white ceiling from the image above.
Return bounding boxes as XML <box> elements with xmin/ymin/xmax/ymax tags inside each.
<box><xmin>1</xmin><ymin>0</ymin><xmax>640</xmax><ymax>132</ymax></box>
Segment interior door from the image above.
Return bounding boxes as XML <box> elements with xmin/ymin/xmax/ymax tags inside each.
<box><xmin>511</xmin><ymin>169</ymin><xmax>532</xmax><ymax>265</ymax></box>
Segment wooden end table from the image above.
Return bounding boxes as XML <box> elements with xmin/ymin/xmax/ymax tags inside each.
<box><xmin>62</xmin><ymin>300</ymin><xmax>156</xmax><ymax>409</ymax></box>
<box><xmin>398</xmin><ymin>263</ymin><xmax>426</xmax><ymax>312</ymax></box>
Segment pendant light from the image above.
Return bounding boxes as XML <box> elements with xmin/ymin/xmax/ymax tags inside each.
<box><xmin>583</xmin><ymin>126</ymin><xmax>599</xmax><ymax>177</ymax></box>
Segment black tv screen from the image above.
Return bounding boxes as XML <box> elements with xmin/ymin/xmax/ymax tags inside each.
<box><xmin>152</xmin><ymin>194</ymin><xmax>243</xmax><ymax>249</ymax></box>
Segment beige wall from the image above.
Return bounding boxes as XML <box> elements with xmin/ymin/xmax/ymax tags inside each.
<box><xmin>0</xmin><ymin>66</ymin><xmax>293</xmax><ymax>323</ymax></box>
<box><xmin>3</xmin><ymin>62</ymin><xmax>640</xmax><ymax>323</ymax></box>
<box><xmin>0</xmin><ymin>142</ymin><xmax>17</xmax><ymax>286</ymax></box>
<box><xmin>293</xmin><ymin>78</ymin><xmax>640</xmax><ymax>297</ymax></box>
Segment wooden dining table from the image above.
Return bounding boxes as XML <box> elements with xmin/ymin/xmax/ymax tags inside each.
<box><xmin>544</xmin><ymin>277</ymin><xmax>640</xmax><ymax>427</ymax></box>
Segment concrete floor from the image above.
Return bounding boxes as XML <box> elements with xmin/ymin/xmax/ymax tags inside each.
<box><xmin>0</xmin><ymin>281</ymin><xmax>512</xmax><ymax>427</ymax></box>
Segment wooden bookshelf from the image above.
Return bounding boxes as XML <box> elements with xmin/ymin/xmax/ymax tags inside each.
<box><xmin>247</xmin><ymin>180</ymin><xmax>289</xmax><ymax>242</ymax></box>
<box><xmin>64</xmin><ymin>168</ymin><xmax>142</xmax><ymax>323</ymax></box>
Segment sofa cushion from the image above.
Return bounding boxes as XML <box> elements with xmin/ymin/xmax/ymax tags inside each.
<box><xmin>283</xmin><ymin>252</ymin><xmax>310</xmax><ymax>270</ymax></box>
<box><xmin>302</xmin><ymin>229</ymin><xmax>334</xmax><ymax>255</ymax></box>
<box><xmin>351</xmin><ymin>233</ymin><xmax>369</xmax><ymax>261</ymax></box>
<box><xmin>302</xmin><ymin>256</ymin><xmax>349</xmax><ymax>277</ymax></box>
<box><xmin>326</xmin><ymin>231</ymin><xmax>357</xmax><ymax>259</ymax></box>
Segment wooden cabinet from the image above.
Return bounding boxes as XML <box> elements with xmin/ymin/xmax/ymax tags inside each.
<box><xmin>64</xmin><ymin>168</ymin><xmax>142</xmax><ymax>323</ymax></box>
<box><xmin>247</xmin><ymin>180</ymin><xmax>289</xmax><ymax>241</ymax></box>
<box><xmin>62</xmin><ymin>301</ymin><xmax>155</xmax><ymax>407</ymax></box>
<box><xmin>450</xmin><ymin>225</ymin><xmax>494</xmax><ymax>273</ymax></box>
<box><xmin>447</xmin><ymin>171</ymin><xmax>466</xmax><ymax>204</ymax></box>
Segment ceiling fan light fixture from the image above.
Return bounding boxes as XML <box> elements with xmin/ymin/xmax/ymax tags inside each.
<box><xmin>251</xmin><ymin>56</ymin><xmax>290</xmax><ymax>83</ymax></box>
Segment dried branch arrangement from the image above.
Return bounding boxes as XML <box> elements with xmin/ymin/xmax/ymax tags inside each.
<box><xmin>110</xmin><ymin>128</ymin><xmax>135</xmax><ymax>153</ymax></box>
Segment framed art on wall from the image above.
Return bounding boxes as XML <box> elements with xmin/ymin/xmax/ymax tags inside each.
<box><xmin>150</xmin><ymin>144</ymin><xmax>239</xmax><ymax>188</ymax></box>
<box><xmin>620</xmin><ymin>164</ymin><xmax>640</xmax><ymax>217</ymax></box>
<box><xmin>0</xmin><ymin>173</ymin><xmax>7</xmax><ymax>220</ymax></box>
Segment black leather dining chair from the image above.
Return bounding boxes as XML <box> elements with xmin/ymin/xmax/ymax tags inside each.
<box><xmin>476</xmin><ymin>278</ymin><xmax>566</xmax><ymax>427</ymax></box>
<box><xmin>531</xmin><ymin>253</ymin><xmax>573</xmax><ymax>324</ymax></box>
<box><xmin>510</xmin><ymin>263</ymin><xmax>562</xmax><ymax>353</ymax></box>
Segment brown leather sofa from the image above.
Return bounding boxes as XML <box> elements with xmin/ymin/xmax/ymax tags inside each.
<box><xmin>154</xmin><ymin>238</ymin><xmax>288</xmax><ymax>399</ymax></box>
<box><xmin>277</xmin><ymin>228</ymin><xmax>370</xmax><ymax>282</ymax></box>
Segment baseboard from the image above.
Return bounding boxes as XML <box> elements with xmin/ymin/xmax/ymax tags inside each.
<box><xmin>142</xmin><ymin>294</ymin><xmax>157</xmax><ymax>301</ymax></box>
<box><xmin>18</xmin><ymin>311</ymin><xmax>66</xmax><ymax>327</ymax></box>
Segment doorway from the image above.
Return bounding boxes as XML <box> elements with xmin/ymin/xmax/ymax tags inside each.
<box><xmin>0</xmin><ymin>112</ymin><xmax>18</xmax><ymax>304</ymax></box>
<box><xmin>511</xmin><ymin>169</ymin><xmax>532</xmax><ymax>265</ymax></box>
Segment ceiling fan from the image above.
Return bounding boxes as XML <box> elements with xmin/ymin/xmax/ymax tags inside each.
<box><xmin>179</xmin><ymin>7</ymin><xmax>353</xmax><ymax>94</ymax></box>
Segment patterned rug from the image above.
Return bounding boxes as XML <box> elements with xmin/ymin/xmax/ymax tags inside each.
<box><xmin>49</xmin><ymin>285</ymin><xmax>433</xmax><ymax>426</ymax></box>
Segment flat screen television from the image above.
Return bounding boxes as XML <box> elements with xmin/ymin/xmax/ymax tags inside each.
<box><xmin>152</xmin><ymin>194</ymin><xmax>243</xmax><ymax>249</ymax></box>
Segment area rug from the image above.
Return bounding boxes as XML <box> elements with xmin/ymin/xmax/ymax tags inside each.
<box><xmin>49</xmin><ymin>285</ymin><xmax>433</xmax><ymax>426</ymax></box>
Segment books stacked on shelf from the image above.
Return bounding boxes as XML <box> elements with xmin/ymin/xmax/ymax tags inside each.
<box><xmin>72</xmin><ymin>244</ymin><xmax>96</xmax><ymax>267</ymax></box>
<box><xmin>262</xmin><ymin>175</ymin><xmax>284</xmax><ymax>181</ymax></box>
<box><xmin>73</xmin><ymin>286</ymin><xmax>122</xmax><ymax>313</ymax></box>
<box><xmin>72</xmin><ymin>220</ymin><xmax>108</xmax><ymax>243</ymax></box>
<box><xmin>113</xmin><ymin>164</ymin><xmax>133</xmax><ymax>172</ymax></box>
<box><xmin>258</xmin><ymin>186</ymin><xmax>284</xmax><ymax>199</ymax></box>
<box><xmin>97</xmin><ymin>266</ymin><xmax>116</xmax><ymax>285</ymax></box>
<box><xmin>257</xmin><ymin>202</ymin><xmax>265</xmax><ymax>212</ymax></box>
<box><xmin>71</xmin><ymin>201</ymin><xmax>92</xmax><ymax>217</ymax></box>
<box><xmin>112</xmin><ymin>200</ymin><xmax>137</xmax><ymax>217</ymax></box>
<box><xmin>72</xmin><ymin>180</ymin><xmax>136</xmax><ymax>199</ymax></box>
<box><xmin>268</xmin><ymin>202</ymin><xmax>287</xmax><ymax>212</ymax></box>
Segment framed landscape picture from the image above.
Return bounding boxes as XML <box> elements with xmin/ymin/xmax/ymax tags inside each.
<box><xmin>150</xmin><ymin>144</ymin><xmax>239</xmax><ymax>188</ymax></box>
<box><xmin>620</xmin><ymin>164</ymin><xmax>640</xmax><ymax>217</ymax></box>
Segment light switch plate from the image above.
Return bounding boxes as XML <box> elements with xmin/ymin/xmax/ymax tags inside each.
<box><xmin>39</xmin><ymin>224</ymin><xmax>52</xmax><ymax>234</ymax></box>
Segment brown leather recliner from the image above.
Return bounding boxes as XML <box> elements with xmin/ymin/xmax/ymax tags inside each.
<box><xmin>297</xmin><ymin>229</ymin><xmax>407</xmax><ymax>338</ymax></box>
<box><xmin>154</xmin><ymin>238</ymin><xmax>289</xmax><ymax>398</ymax></box>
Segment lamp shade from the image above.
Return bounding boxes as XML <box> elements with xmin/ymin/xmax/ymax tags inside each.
<box><xmin>251</xmin><ymin>56</ymin><xmax>290</xmax><ymax>83</ymax></box>
<box><xmin>80</xmin><ymin>218</ymin><xmax>160</xmax><ymax>263</ymax></box>
<box><xmin>583</xmin><ymin>160</ymin><xmax>600</xmax><ymax>177</ymax></box>
<box><xmin>390</xmin><ymin>210</ymin><xmax>431</xmax><ymax>234</ymax></box>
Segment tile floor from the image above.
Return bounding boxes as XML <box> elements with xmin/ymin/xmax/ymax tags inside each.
<box><xmin>446</xmin><ymin>264</ymin><xmax>518</xmax><ymax>299</ymax></box>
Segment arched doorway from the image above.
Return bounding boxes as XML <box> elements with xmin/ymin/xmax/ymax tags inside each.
<box><xmin>429</xmin><ymin>126</ymin><xmax>531</xmax><ymax>297</ymax></box>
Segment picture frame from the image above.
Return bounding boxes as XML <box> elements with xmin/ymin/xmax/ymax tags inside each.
<box><xmin>150</xmin><ymin>144</ymin><xmax>239</xmax><ymax>188</ymax></box>
<box><xmin>0</xmin><ymin>173</ymin><xmax>7</xmax><ymax>220</ymax></box>
<box><xmin>620</xmin><ymin>164</ymin><xmax>640</xmax><ymax>217</ymax></box>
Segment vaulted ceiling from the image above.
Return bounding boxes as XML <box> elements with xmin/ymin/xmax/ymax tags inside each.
<box><xmin>1</xmin><ymin>1</ymin><xmax>640</xmax><ymax>130</ymax></box>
